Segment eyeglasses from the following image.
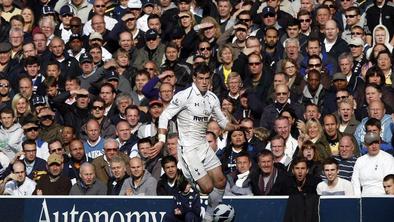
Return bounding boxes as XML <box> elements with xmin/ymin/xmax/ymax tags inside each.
<box><xmin>308</xmin><ymin>63</ymin><xmax>321</xmax><ymax>68</ymax></box>
<box><xmin>345</xmin><ymin>14</ymin><xmax>357</xmax><ymax>18</ymax></box>
<box><xmin>0</xmin><ymin>83</ymin><xmax>9</xmax><ymax>88</ymax></box>
<box><xmin>324</xmin><ymin>4</ymin><xmax>335</xmax><ymax>8</ymax></box>
<box><xmin>203</xmin><ymin>26</ymin><xmax>214</xmax><ymax>30</ymax></box>
<box><xmin>238</xmin><ymin>18</ymin><xmax>251</xmax><ymax>23</ymax></box>
<box><xmin>94</xmin><ymin>4</ymin><xmax>106</xmax><ymax>8</ymax></box>
<box><xmin>199</xmin><ymin>47</ymin><xmax>211</xmax><ymax>51</ymax></box>
<box><xmin>276</xmin><ymin>92</ymin><xmax>288</xmax><ymax>96</ymax></box>
<box><xmin>349</xmin><ymin>44</ymin><xmax>362</xmax><ymax>48</ymax></box>
<box><xmin>299</xmin><ymin>19</ymin><xmax>311</xmax><ymax>23</ymax></box>
<box><xmin>105</xmin><ymin>148</ymin><xmax>118</xmax><ymax>152</ymax></box>
<box><xmin>25</xmin><ymin>127</ymin><xmax>39</xmax><ymax>132</ymax></box>
<box><xmin>336</xmin><ymin>95</ymin><xmax>348</xmax><ymax>100</ymax></box>
<box><xmin>146</xmin><ymin>37</ymin><xmax>157</xmax><ymax>42</ymax></box>
<box><xmin>351</xmin><ymin>32</ymin><xmax>363</xmax><ymax>35</ymax></box>
<box><xmin>248</xmin><ymin>62</ymin><xmax>261</xmax><ymax>66</ymax></box>
<box><xmin>92</xmin><ymin>105</ymin><xmax>104</xmax><ymax>110</ymax></box>
<box><xmin>263</xmin><ymin>13</ymin><xmax>275</xmax><ymax>18</ymax></box>
<box><xmin>179</xmin><ymin>16</ymin><xmax>190</xmax><ymax>19</ymax></box>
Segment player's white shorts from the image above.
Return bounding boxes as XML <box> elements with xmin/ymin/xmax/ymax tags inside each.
<box><xmin>178</xmin><ymin>142</ymin><xmax>221</xmax><ymax>182</ymax></box>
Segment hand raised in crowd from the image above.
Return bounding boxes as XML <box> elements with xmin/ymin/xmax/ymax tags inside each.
<box><xmin>126</xmin><ymin>188</ymin><xmax>133</xmax><ymax>196</ymax></box>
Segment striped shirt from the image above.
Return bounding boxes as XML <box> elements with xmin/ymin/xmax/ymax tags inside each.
<box><xmin>333</xmin><ymin>155</ymin><xmax>357</xmax><ymax>181</ymax></box>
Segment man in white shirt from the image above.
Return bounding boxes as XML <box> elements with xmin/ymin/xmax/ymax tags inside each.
<box><xmin>317</xmin><ymin>157</ymin><xmax>354</xmax><ymax>196</ymax></box>
<box><xmin>1</xmin><ymin>161</ymin><xmax>36</xmax><ymax>196</ymax></box>
<box><xmin>351</xmin><ymin>132</ymin><xmax>394</xmax><ymax>195</ymax></box>
<box><xmin>158</xmin><ymin>64</ymin><xmax>239</xmax><ymax>221</ymax></box>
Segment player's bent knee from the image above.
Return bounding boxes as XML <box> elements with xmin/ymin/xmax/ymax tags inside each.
<box><xmin>197</xmin><ymin>176</ymin><xmax>214</xmax><ymax>194</ymax></box>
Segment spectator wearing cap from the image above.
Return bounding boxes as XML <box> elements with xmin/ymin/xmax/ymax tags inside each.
<box><xmin>55</xmin><ymin>5</ymin><xmax>75</xmax><ymax>42</ymax></box>
<box><xmin>0</xmin><ymin>42</ymin><xmax>23</xmax><ymax>92</ymax></box>
<box><xmin>132</xmin><ymin>28</ymin><xmax>165</xmax><ymax>70</ymax></box>
<box><xmin>0</xmin><ymin>0</ymin><xmax>21</xmax><ymax>22</ymax></box>
<box><xmin>255</xmin><ymin>6</ymin><xmax>282</xmax><ymax>32</ymax></box>
<box><xmin>348</xmin><ymin>37</ymin><xmax>368</xmax><ymax>78</ymax></box>
<box><xmin>352</xmin><ymin>132</ymin><xmax>394</xmax><ymax>195</ymax></box>
<box><xmin>34</xmin><ymin>153</ymin><xmax>72</xmax><ymax>195</ymax></box>
<box><xmin>55</xmin><ymin>0</ymin><xmax>93</xmax><ymax>24</ymax></box>
<box><xmin>84</xmin><ymin>0</ymin><xmax>118</xmax><ymax>36</ymax></box>
<box><xmin>22</xmin><ymin>117</ymin><xmax>49</xmax><ymax>161</ymax></box>
<box><xmin>134</xmin><ymin>0</ymin><xmax>156</xmax><ymax>32</ymax></box>
<box><xmin>88</xmin><ymin>32</ymin><xmax>112</xmax><ymax>61</ymax></box>
<box><xmin>77</xmin><ymin>52</ymin><xmax>104</xmax><ymax>90</ymax></box>
<box><xmin>37</xmin><ymin>107</ymin><xmax>63</xmax><ymax>143</ymax></box>
<box><xmin>67</xmin><ymin>33</ymin><xmax>86</xmax><ymax>62</ymax></box>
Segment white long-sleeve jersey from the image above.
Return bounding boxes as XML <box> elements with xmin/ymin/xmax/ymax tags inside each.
<box><xmin>159</xmin><ymin>83</ymin><xmax>229</xmax><ymax>148</ymax></box>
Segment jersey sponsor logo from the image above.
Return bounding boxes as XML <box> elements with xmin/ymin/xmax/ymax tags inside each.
<box><xmin>193</xmin><ymin>116</ymin><xmax>209</xmax><ymax>122</ymax></box>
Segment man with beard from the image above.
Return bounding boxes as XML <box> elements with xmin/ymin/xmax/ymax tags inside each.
<box><xmin>262</xmin><ymin>27</ymin><xmax>283</xmax><ymax>70</ymax></box>
<box><xmin>119</xmin><ymin>156</ymin><xmax>157</xmax><ymax>195</ymax></box>
<box><xmin>34</xmin><ymin>153</ymin><xmax>72</xmax><ymax>195</ymax></box>
<box><xmin>65</xmin><ymin>139</ymin><xmax>91</xmax><ymax>185</ymax></box>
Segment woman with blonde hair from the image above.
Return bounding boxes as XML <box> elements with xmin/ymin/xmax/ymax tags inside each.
<box><xmin>177</xmin><ymin>11</ymin><xmax>199</xmax><ymax>60</ymax></box>
<box><xmin>300</xmin><ymin>118</ymin><xmax>330</xmax><ymax>159</ymax></box>
<box><xmin>21</xmin><ymin>7</ymin><xmax>35</xmax><ymax>33</ymax></box>
<box><xmin>196</xmin><ymin>16</ymin><xmax>221</xmax><ymax>59</ymax></box>
<box><xmin>212</xmin><ymin>44</ymin><xmax>235</xmax><ymax>98</ymax></box>
<box><xmin>11</xmin><ymin>93</ymin><xmax>33</xmax><ymax>124</ymax></box>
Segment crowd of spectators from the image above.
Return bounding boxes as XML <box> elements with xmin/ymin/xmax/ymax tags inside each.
<box><xmin>0</xmin><ymin>0</ymin><xmax>393</xmax><ymax>202</ymax></box>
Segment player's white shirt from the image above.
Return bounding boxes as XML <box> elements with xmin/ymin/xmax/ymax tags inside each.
<box><xmin>159</xmin><ymin>83</ymin><xmax>229</xmax><ymax>148</ymax></box>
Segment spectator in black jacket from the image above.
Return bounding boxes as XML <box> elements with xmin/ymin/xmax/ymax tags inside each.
<box><xmin>107</xmin><ymin>156</ymin><xmax>129</xmax><ymax>195</ymax></box>
<box><xmin>251</xmin><ymin>150</ymin><xmax>290</xmax><ymax>195</ymax></box>
<box><xmin>157</xmin><ymin>155</ymin><xmax>182</xmax><ymax>196</ymax></box>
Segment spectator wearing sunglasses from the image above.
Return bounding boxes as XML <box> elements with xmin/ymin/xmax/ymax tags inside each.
<box><xmin>22</xmin><ymin>119</ymin><xmax>49</xmax><ymax>161</ymax></box>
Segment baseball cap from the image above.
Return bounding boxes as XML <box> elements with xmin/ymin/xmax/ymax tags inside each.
<box><xmin>348</xmin><ymin>37</ymin><xmax>364</xmax><ymax>47</ymax></box>
<box><xmin>21</xmin><ymin>119</ymin><xmax>39</xmax><ymax>130</ymax></box>
<box><xmin>69</xmin><ymin>33</ymin><xmax>82</xmax><ymax>42</ymax></box>
<box><xmin>142</xmin><ymin>0</ymin><xmax>155</xmax><ymax>7</ymax></box>
<box><xmin>60</xmin><ymin>5</ymin><xmax>74</xmax><ymax>16</ymax></box>
<box><xmin>149</xmin><ymin>99</ymin><xmax>163</xmax><ymax>107</ymax></box>
<box><xmin>42</xmin><ymin>6</ymin><xmax>55</xmax><ymax>15</ymax></box>
<box><xmin>364</xmin><ymin>132</ymin><xmax>380</xmax><ymax>145</ymax></box>
<box><xmin>32</xmin><ymin>95</ymin><xmax>47</xmax><ymax>107</ymax></box>
<box><xmin>262</xmin><ymin>6</ymin><xmax>276</xmax><ymax>16</ymax></box>
<box><xmin>105</xmin><ymin>69</ymin><xmax>119</xmax><ymax>81</ymax></box>
<box><xmin>79</xmin><ymin>52</ymin><xmax>93</xmax><ymax>63</ymax></box>
<box><xmin>332</xmin><ymin>73</ymin><xmax>347</xmax><ymax>81</ymax></box>
<box><xmin>128</xmin><ymin>0</ymin><xmax>142</xmax><ymax>9</ymax></box>
<box><xmin>47</xmin><ymin>153</ymin><xmax>63</xmax><ymax>165</ymax></box>
<box><xmin>145</xmin><ymin>29</ymin><xmax>159</xmax><ymax>41</ymax></box>
<box><xmin>89</xmin><ymin>32</ymin><xmax>103</xmax><ymax>41</ymax></box>
<box><xmin>0</xmin><ymin>42</ymin><xmax>12</xmax><ymax>53</ymax></box>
